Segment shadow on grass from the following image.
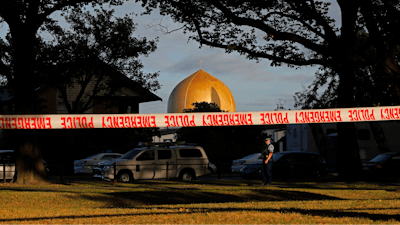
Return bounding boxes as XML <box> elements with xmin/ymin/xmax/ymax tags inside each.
<box><xmin>1</xmin><ymin>180</ymin><xmax>399</xmax><ymax>223</ymax></box>
<box><xmin>67</xmin><ymin>188</ymin><xmax>342</xmax><ymax>208</ymax></box>
<box><xmin>2</xmin><ymin>177</ymin><xmax>400</xmax><ymax>192</ymax></box>
<box><xmin>1</xmin><ymin>205</ymin><xmax>399</xmax><ymax>223</ymax></box>
<box><xmin>224</xmin><ymin>177</ymin><xmax>400</xmax><ymax>191</ymax></box>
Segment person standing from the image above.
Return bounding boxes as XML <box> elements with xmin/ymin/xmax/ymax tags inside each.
<box><xmin>261</xmin><ymin>137</ymin><xmax>274</xmax><ymax>185</ymax></box>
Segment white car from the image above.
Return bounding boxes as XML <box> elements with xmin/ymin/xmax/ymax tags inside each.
<box><xmin>98</xmin><ymin>144</ymin><xmax>210</xmax><ymax>182</ymax></box>
<box><xmin>231</xmin><ymin>153</ymin><xmax>262</xmax><ymax>173</ymax></box>
<box><xmin>74</xmin><ymin>153</ymin><xmax>123</xmax><ymax>174</ymax></box>
<box><xmin>0</xmin><ymin>150</ymin><xmax>49</xmax><ymax>180</ymax></box>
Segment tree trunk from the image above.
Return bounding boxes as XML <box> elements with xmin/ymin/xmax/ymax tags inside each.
<box><xmin>11</xmin><ymin>25</ymin><xmax>47</xmax><ymax>183</ymax></box>
<box><xmin>335</xmin><ymin>67</ymin><xmax>363</xmax><ymax>180</ymax></box>
<box><xmin>332</xmin><ymin>2</ymin><xmax>364</xmax><ymax>180</ymax></box>
<box><xmin>14</xmin><ymin>130</ymin><xmax>47</xmax><ymax>183</ymax></box>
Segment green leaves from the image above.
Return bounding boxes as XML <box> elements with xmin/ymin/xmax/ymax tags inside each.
<box><xmin>183</xmin><ymin>101</ymin><xmax>225</xmax><ymax>113</ymax></box>
<box><xmin>38</xmin><ymin>7</ymin><xmax>160</xmax><ymax>113</ymax></box>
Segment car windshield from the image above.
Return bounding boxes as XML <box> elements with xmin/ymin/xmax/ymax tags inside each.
<box><xmin>369</xmin><ymin>153</ymin><xmax>394</xmax><ymax>163</ymax></box>
<box><xmin>121</xmin><ymin>150</ymin><xmax>143</xmax><ymax>160</ymax></box>
<box><xmin>84</xmin><ymin>154</ymin><xmax>102</xmax><ymax>160</ymax></box>
<box><xmin>272</xmin><ymin>153</ymin><xmax>285</xmax><ymax>162</ymax></box>
<box><xmin>242</xmin><ymin>153</ymin><xmax>260</xmax><ymax>160</ymax></box>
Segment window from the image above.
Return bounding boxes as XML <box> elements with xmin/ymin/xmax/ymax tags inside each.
<box><xmin>357</xmin><ymin>129</ymin><xmax>370</xmax><ymax>140</ymax></box>
<box><xmin>179</xmin><ymin>149</ymin><xmax>203</xmax><ymax>158</ymax></box>
<box><xmin>136</xmin><ymin>150</ymin><xmax>155</xmax><ymax>161</ymax></box>
<box><xmin>281</xmin><ymin>154</ymin><xmax>297</xmax><ymax>162</ymax></box>
<box><xmin>310</xmin><ymin>154</ymin><xmax>325</xmax><ymax>163</ymax></box>
<box><xmin>289</xmin><ymin>154</ymin><xmax>307</xmax><ymax>163</ymax></box>
<box><xmin>101</xmin><ymin>155</ymin><xmax>118</xmax><ymax>160</ymax></box>
<box><xmin>85</xmin><ymin>154</ymin><xmax>102</xmax><ymax>160</ymax></box>
<box><xmin>272</xmin><ymin>153</ymin><xmax>285</xmax><ymax>162</ymax></box>
<box><xmin>158</xmin><ymin>150</ymin><xmax>172</xmax><ymax>160</ymax></box>
<box><xmin>122</xmin><ymin>150</ymin><xmax>142</xmax><ymax>160</ymax></box>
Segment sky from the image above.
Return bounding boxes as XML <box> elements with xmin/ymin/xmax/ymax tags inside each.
<box><xmin>0</xmin><ymin>1</ymin><xmax>341</xmax><ymax>115</ymax></box>
<box><xmin>114</xmin><ymin>1</ymin><xmax>341</xmax><ymax>114</ymax></box>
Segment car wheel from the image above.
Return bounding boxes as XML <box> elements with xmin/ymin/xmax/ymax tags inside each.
<box><xmin>180</xmin><ymin>171</ymin><xmax>194</xmax><ymax>181</ymax></box>
<box><xmin>118</xmin><ymin>171</ymin><xmax>132</xmax><ymax>183</ymax></box>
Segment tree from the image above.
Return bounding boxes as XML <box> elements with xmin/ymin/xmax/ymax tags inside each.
<box><xmin>43</xmin><ymin>8</ymin><xmax>160</xmax><ymax>114</ymax></box>
<box><xmin>140</xmin><ymin>0</ymin><xmax>400</xmax><ymax>179</ymax></box>
<box><xmin>275</xmin><ymin>99</ymin><xmax>287</xmax><ymax>111</ymax></box>
<box><xmin>294</xmin><ymin>65</ymin><xmax>400</xmax><ymax>110</ymax></box>
<box><xmin>0</xmin><ymin>0</ymin><xmax>161</xmax><ymax>183</ymax></box>
<box><xmin>294</xmin><ymin>32</ymin><xmax>400</xmax><ymax>109</ymax></box>
<box><xmin>183</xmin><ymin>101</ymin><xmax>225</xmax><ymax>113</ymax></box>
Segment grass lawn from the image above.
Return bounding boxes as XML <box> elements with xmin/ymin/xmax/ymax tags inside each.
<box><xmin>0</xmin><ymin>178</ymin><xmax>399</xmax><ymax>224</ymax></box>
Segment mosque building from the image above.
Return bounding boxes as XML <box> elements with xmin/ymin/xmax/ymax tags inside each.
<box><xmin>167</xmin><ymin>69</ymin><xmax>236</xmax><ymax>113</ymax></box>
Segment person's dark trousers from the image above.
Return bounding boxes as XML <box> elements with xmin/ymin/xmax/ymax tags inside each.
<box><xmin>262</xmin><ymin>164</ymin><xmax>267</xmax><ymax>184</ymax></box>
<box><xmin>262</xmin><ymin>162</ymin><xmax>272</xmax><ymax>184</ymax></box>
<box><xmin>266</xmin><ymin>162</ymin><xmax>272</xmax><ymax>184</ymax></box>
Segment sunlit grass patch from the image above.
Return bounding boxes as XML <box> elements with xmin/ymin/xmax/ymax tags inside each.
<box><xmin>0</xmin><ymin>179</ymin><xmax>399</xmax><ymax>224</ymax></box>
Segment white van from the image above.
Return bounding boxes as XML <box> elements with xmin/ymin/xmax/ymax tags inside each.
<box><xmin>98</xmin><ymin>144</ymin><xmax>210</xmax><ymax>182</ymax></box>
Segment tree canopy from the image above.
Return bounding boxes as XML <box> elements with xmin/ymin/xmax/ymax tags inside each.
<box><xmin>42</xmin><ymin>8</ymin><xmax>160</xmax><ymax>113</ymax></box>
<box><xmin>0</xmin><ymin>0</ymin><xmax>161</xmax><ymax>183</ymax></box>
<box><xmin>294</xmin><ymin>33</ymin><xmax>400</xmax><ymax>110</ymax></box>
<box><xmin>139</xmin><ymin>0</ymin><xmax>400</xmax><ymax>179</ymax></box>
<box><xmin>183</xmin><ymin>101</ymin><xmax>225</xmax><ymax>113</ymax></box>
<box><xmin>139</xmin><ymin>0</ymin><xmax>399</xmax><ymax>106</ymax></box>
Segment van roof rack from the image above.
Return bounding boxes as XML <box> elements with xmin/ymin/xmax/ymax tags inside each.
<box><xmin>141</xmin><ymin>141</ymin><xmax>187</xmax><ymax>148</ymax></box>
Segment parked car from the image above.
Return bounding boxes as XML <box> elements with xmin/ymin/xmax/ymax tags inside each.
<box><xmin>93</xmin><ymin>157</ymin><xmax>123</xmax><ymax>178</ymax></box>
<box><xmin>73</xmin><ymin>153</ymin><xmax>123</xmax><ymax>174</ymax></box>
<box><xmin>98</xmin><ymin>143</ymin><xmax>210</xmax><ymax>182</ymax></box>
<box><xmin>240</xmin><ymin>151</ymin><xmax>328</xmax><ymax>179</ymax></box>
<box><xmin>363</xmin><ymin>152</ymin><xmax>400</xmax><ymax>178</ymax></box>
<box><xmin>0</xmin><ymin>150</ymin><xmax>49</xmax><ymax>181</ymax></box>
<box><xmin>207</xmin><ymin>162</ymin><xmax>217</xmax><ymax>175</ymax></box>
<box><xmin>231</xmin><ymin>153</ymin><xmax>262</xmax><ymax>173</ymax></box>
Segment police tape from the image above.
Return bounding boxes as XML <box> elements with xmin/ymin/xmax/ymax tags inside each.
<box><xmin>0</xmin><ymin>106</ymin><xmax>399</xmax><ymax>129</ymax></box>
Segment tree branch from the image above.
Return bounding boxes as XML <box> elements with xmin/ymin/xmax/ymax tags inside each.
<box><xmin>307</xmin><ymin>0</ymin><xmax>338</xmax><ymax>42</ymax></box>
<box><xmin>199</xmin><ymin>34</ymin><xmax>326</xmax><ymax>66</ymax></box>
<box><xmin>144</xmin><ymin>16</ymin><xmax>186</xmax><ymax>35</ymax></box>
<box><xmin>0</xmin><ymin>60</ymin><xmax>11</xmax><ymax>78</ymax></box>
<box><xmin>266</xmin><ymin>11</ymin><xmax>325</xmax><ymax>39</ymax></box>
<box><xmin>209</xmin><ymin>0</ymin><xmax>327</xmax><ymax>54</ymax></box>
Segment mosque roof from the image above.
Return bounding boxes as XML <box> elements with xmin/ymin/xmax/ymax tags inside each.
<box><xmin>167</xmin><ymin>69</ymin><xmax>235</xmax><ymax>113</ymax></box>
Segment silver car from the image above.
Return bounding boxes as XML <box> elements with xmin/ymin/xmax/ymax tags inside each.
<box><xmin>74</xmin><ymin>153</ymin><xmax>123</xmax><ymax>174</ymax></box>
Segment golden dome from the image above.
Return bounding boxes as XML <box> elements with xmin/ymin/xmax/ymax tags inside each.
<box><xmin>167</xmin><ymin>69</ymin><xmax>236</xmax><ymax>113</ymax></box>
